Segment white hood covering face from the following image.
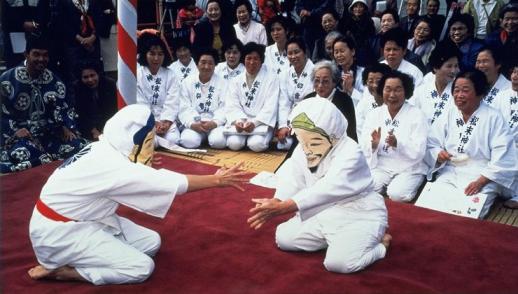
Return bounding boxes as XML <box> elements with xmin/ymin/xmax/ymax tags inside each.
<box><xmin>101</xmin><ymin>104</ymin><xmax>155</xmax><ymax>158</ymax></box>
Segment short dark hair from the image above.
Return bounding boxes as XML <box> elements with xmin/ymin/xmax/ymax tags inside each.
<box><xmin>362</xmin><ymin>63</ymin><xmax>391</xmax><ymax>85</ymax></box>
<box><xmin>222</xmin><ymin>38</ymin><xmax>244</xmax><ymax>54</ymax></box>
<box><xmin>321</xmin><ymin>9</ymin><xmax>339</xmax><ymax>22</ymax></box>
<box><xmin>428</xmin><ymin>42</ymin><xmax>461</xmax><ymax>70</ymax></box>
<box><xmin>377</xmin><ymin>70</ymin><xmax>415</xmax><ymax>99</ymax></box>
<box><xmin>76</xmin><ymin>59</ymin><xmax>103</xmax><ymax>79</ymax></box>
<box><xmin>333</xmin><ymin>34</ymin><xmax>357</xmax><ymax>52</ymax></box>
<box><xmin>194</xmin><ymin>47</ymin><xmax>220</xmax><ymax>64</ymax></box>
<box><xmin>266</xmin><ymin>15</ymin><xmax>293</xmax><ymax>36</ymax></box>
<box><xmin>234</xmin><ymin>0</ymin><xmax>252</xmax><ymax>14</ymax></box>
<box><xmin>413</xmin><ymin>16</ymin><xmax>434</xmax><ymax>39</ymax></box>
<box><xmin>137</xmin><ymin>32</ymin><xmax>173</xmax><ymax>67</ymax></box>
<box><xmin>500</xmin><ymin>3</ymin><xmax>518</xmax><ymax>19</ymax></box>
<box><xmin>453</xmin><ymin>69</ymin><xmax>489</xmax><ymax>97</ymax></box>
<box><xmin>381</xmin><ymin>27</ymin><xmax>408</xmax><ymax>49</ymax></box>
<box><xmin>477</xmin><ymin>46</ymin><xmax>503</xmax><ymax>66</ymax></box>
<box><xmin>241</xmin><ymin>42</ymin><xmax>266</xmax><ymax>63</ymax></box>
<box><xmin>286</xmin><ymin>37</ymin><xmax>307</xmax><ymax>55</ymax></box>
<box><xmin>25</xmin><ymin>34</ymin><xmax>50</xmax><ymax>53</ymax></box>
<box><xmin>381</xmin><ymin>9</ymin><xmax>400</xmax><ymax>24</ymax></box>
<box><xmin>448</xmin><ymin>13</ymin><xmax>475</xmax><ymax>37</ymax></box>
<box><xmin>427</xmin><ymin>0</ymin><xmax>440</xmax><ymax>8</ymax></box>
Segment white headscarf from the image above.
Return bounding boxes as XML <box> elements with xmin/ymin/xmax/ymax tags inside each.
<box><xmin>101</xmin><ymin>104</ymin><xmax>155</xmax><ymax>157</ymax></box>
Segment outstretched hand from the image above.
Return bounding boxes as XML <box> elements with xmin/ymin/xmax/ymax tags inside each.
<box><xmin>247</xmin><ymin>198</ymin><xmax>297</xmax><ymax>230</ymax></box>
<box><xmin>215</xmin><ymin>162</ymin><xmax>251</xmax><ymax>191</ymax></box>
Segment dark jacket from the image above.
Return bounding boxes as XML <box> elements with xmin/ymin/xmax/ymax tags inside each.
<box><xmin>193</xmin><ymin>18</ymin><xmax>237</xmax><ymax>51</ymax></box>
<box><xmin>304</xmin><ymin>90</ymin><xmax>358</xmax><ymax>142</ymax></box>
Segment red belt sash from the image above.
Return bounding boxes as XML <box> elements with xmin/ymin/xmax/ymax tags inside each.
<box><xmin>36</xmin><ymin>199</ymin><xmax>74</xmax><ymax>222</ymax></box>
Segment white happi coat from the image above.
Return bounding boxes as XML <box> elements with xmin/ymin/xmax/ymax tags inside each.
<box><xmin>137</xmin><ymin>65</ymin><xmax>179</xmax><ymax>122</ymax></box>
<box><xmin>168</xmin><ymin>58</ymin><xmax>199</xmax><ymax>82</ymax></box>
<box><xmin>264</xmin><ymin>44</ymin><xmax>290</xmax><ymax>76</ymax></box>
<box><xmin>410</xmin><ymin>80</ymin><xmax>454</xmax><ymax>125</ymax></box>
<box><xmin>493</xmin><ymin>88</ymin><xmax>518</xmax><ymax>146</ymax></box>
<box><xmin>355</xmin><ymin>90</ymin><xmax>383</xmax><ymax>138</ymax></box>
<box><xmin>215</xmin><ymin>62</ymin><xmax>245</xmax><ymax>81</ymax></box>
<box><xmin>234</xmin><ymin>21</ymin><xmax>267</xmax><ymax>46</ymax></box>
<box><xmin>275</xmin><ymin>98</ymin><xmax>388</xmax><ymax>274</ymax></box>
<box><xmin>278</xmin><ymin>60</ymin><xmax>315</xmax><ymax>128</ymax></box>
<box><xmin>361</xmin><ymin>102</ymin><xmax>429</xmax><ymax>175</ymax></box>
<box><xmin>381</xmin><ymin>59</ymin><xmax>423</xmax><ymax>86</ymax></box>
<box><xmin>482</xmin><ymin>74</ymin><xmax>511</xmax><ymax>106</ymax></box>
<box><xmin>29</xmin><ymin>105</ymin><xmax>189</xmax><ymax>285</ymax></box>
<box><xmin>178</xmin><ymin>73</ymin><xmax>226</xmax><ymax>127</ymax></box>
<box><xmin>425</xmin><ymin>103</ymin><xmax>518</xmax><ymax>216</ymax></box>
<box><xmin>226</xmin><ymin>65</ymin><xmax>279</xmax><ymax>127</ymax></box>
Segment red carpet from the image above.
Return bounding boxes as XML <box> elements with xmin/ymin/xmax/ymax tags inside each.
<box><xmin>2</xmin><ymin>157</ymin><xmax>518</xmax><ymax>293</ymax></box>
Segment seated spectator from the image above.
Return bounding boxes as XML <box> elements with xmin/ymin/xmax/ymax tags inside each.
<box><xmin>400</xmin><ymin>0</ymin><xmax>421</xmax><ymax>38</ymax></box>
<box><xmin>215</xmin><ymin>39</ymin><xmax>246</xmax><ymax>85</ymax></box>
<box><xmin>225</xmin><ymin>42</ymin><xmax>279</xmax><ymax>152</ymax></box>
<box><xmin>463</xmin><ymin>0</ymin><xmax>505</xmax><ymax>39</ymax></box>
<box><xmin>74</xmin><ymin>60</ymin><xmax>117</xmax><ymax>141</ymax></box>
<box><xmin>169</xmin><ymin>41</ymin><xmax>199</xmax><ymax>81</ymax></box>
<box><xmin>423</xmin><ymin>69</ymin><xmax>518</xmax><ymax>218</ymax></box>
<box><xmin>445</xmin><ymin>13</ymin><xmax>485</xmax><ymax>71</ymax></box>
<box><xmin>493</xmin><ymin>63</ymin><xmax>518</xmax><ymax>209</ymax></box>
<box><xmin>423</xmin><ymin>0</ymin><xmax>446</xmax><ymax>41</ymax></box>
<box><xmin>339</xmin><ymin>0</ymin><xmax>376</xmax><ymax>66</ymax></box>
<box><xmin>355</xmin><ymin>63</ymin><xmax>391</xmax><ymax>138</ymax></box>
<box><xmin>367</xmin><ymin>9</ymin><xmax>400</xmax><ymax>63</ymax></box>
<box><xmin>277</xmin><ymin>37</ymin><xmax>315</xmax><ymax>150</ymax></box>
<box><xmin>264</xmin><ymin>15</ymin><xmax>293</xmax><ymax>76</ymax></box>
<box><xmin>178</xmin><ymin>48</ymin><xmax>227</xmax><ymax>149</ymax></box>
<box><xmin>311</xmin><ymin>10</ymin><xmax>340</xmax><ymax>63</ymax></box>
<box><xmin>333</xmin><ymin>35</ymin><xmax>365</xmax><ymax>106</ymax></box>
<box><xmin>176</xmin><ymin>0</ymin><xmax>204</xmax><ymax>29</ymax></box>
<box><xmin>360</xmin><ymin>70</ymin><xmax>428</xmax><ymax>202</ymax></box>
<box><xmin>485</xmin><ymin>4</ymin><xmax>518</xmax><ymax>73</ymax></box>
<box><xmin>314</xmin><ymin>31</ymin><xmax>343</xmax><ymax>63</ymax></box>
<box><xmin>380</xmin><ymin>27</ymin><xmax>424</xmax><ymax>86</ymax></box>
<box><xmin>304</xmin><ymin>60</ymin><xmax>358</xmax><ymax>142</ymax></box>
<box><xmin>475</xmin><ymin>47</ymin><xmax>512</xmax><ymax>106</ymax></box>
<box><xmin>0</xmin><ymin>36</ymin><xmax>88</xmax><ymax>173</ymax></box>
<box><xmin>234</xmin><ymin>0</ymin><xmax>268</xmax><ymax>46</ymax></box>
<box><xmin>136</xmin><ymin>32</ymin><xmax>180</xmax><ymax>146</ymax></box>
<box><xmin>410</xmin><ymin>42</ymin><xmax>460</xmax><ymax>125</ymax></box>
<box><xmin>248</xmin><ymin>98</ymin><xmax>391</xmax><ymax>274</ymax></box>
<box><xmin>407</xmin><ymin>17</ymin><xmax>436</xmax><ymax>66</ymax></box>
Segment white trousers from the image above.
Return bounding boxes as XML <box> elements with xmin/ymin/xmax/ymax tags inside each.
<box><xmin>154</xmin><ymin>126</ymin><xmax>180</xmax><ymax>147</ymax></box>
<box><xmin>226</xmin><ymin>129</ymin><xmax>273</xmax><ymax>152</ymax></box>
<box><xmin>371</xmin><ymin>168</ymin><xmax>425</xmax><ymax>202</ymax></box>
<box><xmin>180</xmin><ymin>126</ymin><xmax>226</xmax><ymax>149</ymax></box>
<box><xmin>30</xmin><ymin>211</ymin><xmax>161</xmax><ymax>285</ymax></box>
<box><xmin>275</xmin><ymin>194</ymin><xmax>387</xmax><ymax>274</ymax></box>
<box><xmin>276</xmin><ymin>137</ymin><xmax>293</xmax><ymax>150</ymax></box>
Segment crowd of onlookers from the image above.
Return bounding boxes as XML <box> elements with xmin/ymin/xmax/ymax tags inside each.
<box><xmin>1</xmin><ymin>0</ymin><xmax>517</xmax><ymax>217</ymax></box>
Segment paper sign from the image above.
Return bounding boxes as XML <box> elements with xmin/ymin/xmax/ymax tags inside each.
<box><xmin>249</xmin><ymin>171</ymin><xmax>277</xmax><ymax>189</ymax></box>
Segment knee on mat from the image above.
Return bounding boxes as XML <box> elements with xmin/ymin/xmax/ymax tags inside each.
<box><xmin>130</xmin><ymin>255</ymin><xmax>156</xmax><ymax>283</ymax></box>
<box><xmin>323</xmin><ymin>256</ymin><xmax>361</xmax><ymax>274</ymax></box>
<box><xmin>208</xmin><ymin>137</ymin><xmax>226</xmax><ymax>149</ymax></box>
<box><xmin>247</xmin><ymin>138</ymin><xmax>269</xmax><ymax>152</ymax></box>
<box><xmin>275</xmin><ymin>227</ymin><xmax>298</xmax><ymax>251</ymax></box>
<box><xmin>145</xmin><ymin>231</ymin><xmax>162</xmax><ymax>257</ymax></box>
<box><xmin>180</xmin><ymin>134</ymin><xmax>202</xmax><ymax>149</ymax></box>
<box><xmin>386</xmin><ymin>186</ymin><xmax>415</xmax><ymax>202</ymax></box>
<box><xmin>226</xmin><ymin>136</ymin><xmax>245</xmax><ymax>151</ymax></box>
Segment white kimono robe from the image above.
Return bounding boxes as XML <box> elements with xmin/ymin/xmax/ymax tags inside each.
<box><xmin>275</xmin><ymin>98</ymin><xmax>388</xmax><ymax>274</ymax></box>
<box><xmin>381</xmin><ymin>59</ymin><xmax>423</xmax><ymax>86</ymax></box>
<box><xmin>214</xmin><ymin>62</ymin><xmax>245</xmax><ymax>99</ymax></box>
<box><xmin>360</xmin><ymin>102</ymin><xmax>428</xmax><ymax>202</ymax></box>
<box><xmin>482</xmin><ymin>74</ymin><xmax>511</xmax><ymax>106</ymax></box>
<box><xmin>29</xmin><ymin>106</ymin><xmax>189</xmax><ymax>285</ymax></box>
<box><xmin>410</xmin><ymin>80</ymin><xmax>454</xmax><ymax>125</ymax></box>
<box><xmin>355</xmin><ymin>90</ymin><xmax>383</xmax><ymax>138</ymax></box>
<box><xmin>264</xmin><ymin>44</ymin><xmax>290</xmax><ymax>76</ymax></box>
<box><xmin>424</xmin><ymin>104</ymin><xmax>518</xmax><ymax>218</ymax></box>
<box><xmin>178</xmin><ymin>73</ymin><xmax>227</xmax><ymax>148</ymax></box>
<box><xmin>168</xmin><ymin>58</ymin><xmax>199</xmax><ymax>82</ymax></box>
<box><xmin>234</xmin><ymin>21</ymin><xmax>267</xmax><ymax>46</ymax></box>
<box><xmin>136</xmin><ymin>65</ymin><xmax>180</xmax><ymax>144</ymax></box>
<box><xmin>225</xmin><ymin>65</ymin><xmax>279</xmax><ymax>151</ymax></box>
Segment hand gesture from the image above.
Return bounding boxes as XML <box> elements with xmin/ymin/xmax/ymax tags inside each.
<box><xmin>243</xmin><ymin>121</ymin><xmax>255</xmax><ymax>133</ymax></box>
<box><xmin>464</xmin><ymin>176</ymin><xmax>489</xmax><ymax>196</ymax></box>
<box><xmin>436</xmin><ymin>150</ymin><xmax>451</xmax><ymax>164</ymax></box>
<box><xmin>235</xmin><ymin>121</ymin><xmax>245</xmax><ymax>133</ymax></box>
<box><xmin>371</xmin><ymin>127</ymin><xmax>381</xmax><ymax>150</ymax></box>
<box><xmin>276</xmin><ymin>127</ymin><xmax>290</xmax><ymax>143</ymax></box>
<box><xmin>201</xmin><ymin>121</ymin><xmax>217</xmax><ymax>131</ymax></box>
<box><xmin>214</xmin><ymin>162</ymin><xmax>250</xmax><ymax>191</ymax></box>
<box><xmin>62</xmin><ymin>127</ymin><xmax>77</xmax><ymax>142</ymax></box>
<box><xmin>385</xmin><ymin>129</ymin><xmax>397</xmax><ymax>148</ymax></box>
<box><xmin>15</xmin><ymin>128</ymin><xmax>31</xmax><ymax>138</ymax></box>
<box><xmin>341</xmin><ymin>71</ymin><xmax>354</xmax><ymax>95</ymax></box>
<box><xmin>248</xmin><ymin>198</ymin><xmax>297</xmax><ymax>230</ymax></box>
<box><xmin>191</xmin><ymin>122</ymin><xmax>208</xmax><ymax>133</ymax></box>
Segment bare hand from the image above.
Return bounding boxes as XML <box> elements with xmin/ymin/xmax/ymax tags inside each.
<box><xmin>156</xmin><ymin>120</ymin><xmax>173</xmax><ymax>135</ymax></box>
<box><xmin>23</xmin><ymin>21</ymin><xmax>38</xmax><ymax>32</ymax></box>
<box><xmin>201</xmin><ymin>121</ymin><xmax>217</xmax><ymax>131</ymax></box>
<box><xmin>243</xmin><ymin>121</ymin><xmax>255</xmax><ymax>133</ymax></box>
<box><xmin>464</xmin><ymin>176</ymin><xmax>489</xmax><ymax>196</ymax></box>
<box><xmin>277</xmin><ymin>127</ymin><xmax>290</xmax><ymax>143</ymax></box>
<box><xmin>235</xmin><ymin>121</ymin><xmax>245</xmax><ymax>133</ymax></box>
<box><xmin>191</xmin><ymin>122</ymin><xmax>208</xmax><ymax>133</ymax></box>
<box><xmin>214</xmin><ymin>162</ymin><xmax>251</xmax><ymax>191</ymax></box>
<box><xmin>371</xmin><ymin>127</ymin><xmax>381</xmax><ymax>150</ymax></box>
<box><xmin>437</xmin><ymin>150</ymin><xmax>452</xmax><ymax>164</ymax></box>
<box><xmin>62</xmin><ymin>127</ymin><xmax>77</xmax><ymax>142</ymax></box>
<box><xmin>385</xmin><ymin>130</ymin><xmax>397</xmax><ymax>148</ymax></box>
<box><xmin>248</xmin><ymin>198</ymin><xmax>296</xmax><ymax>230</ymax></box>
<box><xmin>15</xmin><ymin>128</ymin><xmax>31</xmax><ymax>138</ymax></box>
<box><xmin>300</xmin><ymin>9</ymin><xmax>310</xmax><ymax>17</ymax></box>
<box><xmin>91</xmin><ymin>128</ymin><xmax>101</xmax><ymax>140</ymax></box>
<box><xmin>341</xmin><ymin>72</ymin><xmax>354</xmax><ymax>95</ymax></box>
